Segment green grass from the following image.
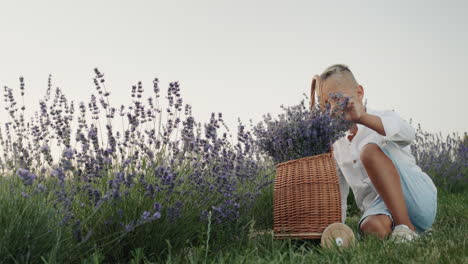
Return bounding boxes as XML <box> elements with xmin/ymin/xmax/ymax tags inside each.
<box><xmin>77</xmin><ymin>187</ymin><xmax>467</xmax><ymax>263</ymax></box>
<box><xmin>154</xmin><ymin>187</ymin><xmax>467</xmax><ymax>264</ymax></box>
<box><xmin>1</xmin><ymin>174</ymin><xmax>467</xmax><ymax>263</ymax></box>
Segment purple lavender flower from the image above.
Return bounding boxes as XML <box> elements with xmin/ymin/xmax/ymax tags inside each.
<box><xmin>2</xmin><ymin>69</ymin><xmax>276</xmax><ymax>237</ymax></box>
<box><xmin>63</xmin><ymin>147</ymin><xmax>74</xmax><ymax>159</ymax></box>
<box><xmin>253</xmin><ymin>95</ymin><xmax>352</xmax><ymax>164</ymax></box>
<box><xmin>51</xmin><ymin>168</ymin><xmax>66</xmax><ymax>182</ymax></box>
<box><xmin>410</xmin><ymin>124</ymin><xmax>468</xmax><ymax>190</ymax></box>
<box><xmin>152</xmin><ymin>211</ymin><xmax>161</xmax><ymax>219</ymax></box>
<box><xmin>125</xmin><ymin>223</ymin><xmax>134</xmax><ymax>232</ymax></box>
<box><xmin>16</xmin><ymin>168</ymin><xmax>37</xmax><ymax>186</ymax></box>
<box><xmin>153</xmin><ymin>202</ymin><xmax>162</xmax><ymax>211</ymax></box>
<box><xmin>40</xmin><ymin>144</ymin><xmax>50</xmax><ymax>152</ymax></box>
<box><xmin>37</xmin><ymin>183</ymin><xmax>47</xmax><ymax>192</ymax></box>
<box><xmin>141</xmin><ymin>211</ymin><xmax>151</xmax><ymax>221</ymax></box>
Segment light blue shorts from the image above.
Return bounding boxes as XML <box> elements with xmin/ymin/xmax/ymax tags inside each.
<box><xmin>357</xmin><ymin>144</ymin><xmax>438</xmax><ymax>238</ymax></box>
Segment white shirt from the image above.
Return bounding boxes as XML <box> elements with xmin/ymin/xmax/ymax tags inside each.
<box><xmin>332</xmin><ymin>107</ymin><xmax>421</xmax><ymax>222</ymax></box>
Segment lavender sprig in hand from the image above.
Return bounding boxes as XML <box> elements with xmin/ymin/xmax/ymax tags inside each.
<box><xmin>252</xmin><ymin>93</ymin><xmax>353</xmax><ymax>164</ymax></box>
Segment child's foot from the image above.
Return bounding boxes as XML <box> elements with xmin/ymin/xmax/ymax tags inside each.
<box><xmin>389</xmin><ymin>224</ymin><xmax>420</xmax><ymax>243</ymax></box>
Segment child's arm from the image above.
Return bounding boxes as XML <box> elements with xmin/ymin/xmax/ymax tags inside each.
<box><xmin>343</xmin><ymin>96</ymin><xmax>415</xmax><ymax>147</ymax></box>
<box><xmin>358</xmin><ymin>111</ymin><xmax>416</xmax><ymax>147</ymax></box>
<box><xmin>356</xmin><ymin>113</ymin><xmax>386</xmax><ymax>136</ymax></box>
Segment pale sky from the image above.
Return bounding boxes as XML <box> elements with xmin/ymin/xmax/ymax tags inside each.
<box><xmin>1</xmin><ymin>0</ymin><xmax>467</xmax><ymax>141</ymax></box>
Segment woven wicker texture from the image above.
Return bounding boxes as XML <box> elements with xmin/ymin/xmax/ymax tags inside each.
<box><xmin>272</xmin><ymin>76</ymin><xmax>342</xmax><ymax>240</ymax></box>
<box><xmin>273</xmin><ymin>152</ymin><xmax>342</xmax><ymax>239</ymax></box>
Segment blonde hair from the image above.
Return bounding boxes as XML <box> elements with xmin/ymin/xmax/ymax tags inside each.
<box><xmin>312</xmin><ymin>64</ymin><xmax>359</xmax><ymax>108</ymax></box>
<box><xmin>320</xmin><ymin>64</ymin><xmax>358</xmax><ymax>85</ymax></box>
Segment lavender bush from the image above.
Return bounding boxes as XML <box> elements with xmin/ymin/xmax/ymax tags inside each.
<box><xmin>0</xmin><ymin>176</ymin><xmax>72</xmax><ymax>263</ymax></box>
<box><xmin>0</xmin><ymin>69</ymin><xmax>466</xmax><ymax>262</ymax></box>
<box><xmin>0</xmin><ymin>69</ymin><xmax>274</xmax><ymax>262</ymax></box>
<box><xmin>252</xmin><ymin>93</ymin><xmax>353</xmax><ymax>164</ymax></box>
<box><xmin>410</xmin><ymin>123</ymin><xmax>468</xmax><ymax>192</ymax></box>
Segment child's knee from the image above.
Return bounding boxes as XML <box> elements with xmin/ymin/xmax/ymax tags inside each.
<box><xmin>360</xmin><ymin>215</ymin><xmax>393</xmax><ymax>238</ymax></box>
<box><xmin>360</xmin><ymin>143</ymin><xmax>382</xmax><ymax>165</ymax></box>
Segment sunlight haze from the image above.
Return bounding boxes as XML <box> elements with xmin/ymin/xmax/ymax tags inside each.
<box><xmin>1</xmin><ymin>0</ymin><xmax>466</xmax><ymax>138</ymax></box>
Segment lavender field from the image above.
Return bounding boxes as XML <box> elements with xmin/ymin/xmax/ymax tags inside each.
<box><xmin>0</xmin><ymin>70</ymin><xmax>467</xmax><ymax>263</ymax></box>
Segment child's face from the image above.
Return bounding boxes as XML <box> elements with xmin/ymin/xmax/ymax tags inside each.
<box><xmin>318</xmin><ymin>74</ymin><xmax>364</xmax><ymax>110</ymax></box>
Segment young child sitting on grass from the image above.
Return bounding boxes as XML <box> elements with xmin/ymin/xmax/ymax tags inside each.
<box><xmin>312</xmin><ymin>64</ymin><xmax>437</xmax><ymax>242</ymax></box>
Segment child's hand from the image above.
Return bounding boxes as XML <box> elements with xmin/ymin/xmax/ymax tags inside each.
<box><xmin>343</xmin><ymin>96</ymin><xmax>366</xmax><ymax>123</ymax></box>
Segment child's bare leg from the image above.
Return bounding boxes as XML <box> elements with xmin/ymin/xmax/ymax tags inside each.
<box><xmin>360</xmin><ymin>214</ymin><xmax>393</xmax><ymax>239</ymax></box>
<box><xmin>360</xmin><ymin>143</ymin><xmax>415</xmax><ymax>231</ymax></box>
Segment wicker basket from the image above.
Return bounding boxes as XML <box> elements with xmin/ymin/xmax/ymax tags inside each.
<box><xmin>272</xmin><ymin>76</ymin><xmax>342</xmax><ymax>240</ymax></box>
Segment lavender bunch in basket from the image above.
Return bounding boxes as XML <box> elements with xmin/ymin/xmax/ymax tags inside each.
<box><xmin>252</xmin><ymin>93</ymin><xmax>353</xmax><ymax>164</ymax></box>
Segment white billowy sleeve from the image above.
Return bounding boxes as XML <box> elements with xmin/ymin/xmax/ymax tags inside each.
<box><xmin>358</xmin><ymin>110</ymin><xmax>416</xmax><ymax>151</ymax></box>
<box><xmin>376</xmin><ymin>110</ymin><xmax>416</xmax><ymax>147</ymax></box>
<box><xmin>336</xmin><ymin>162</ymin><xmax>349</xmax><ymax>223</ymax></box>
